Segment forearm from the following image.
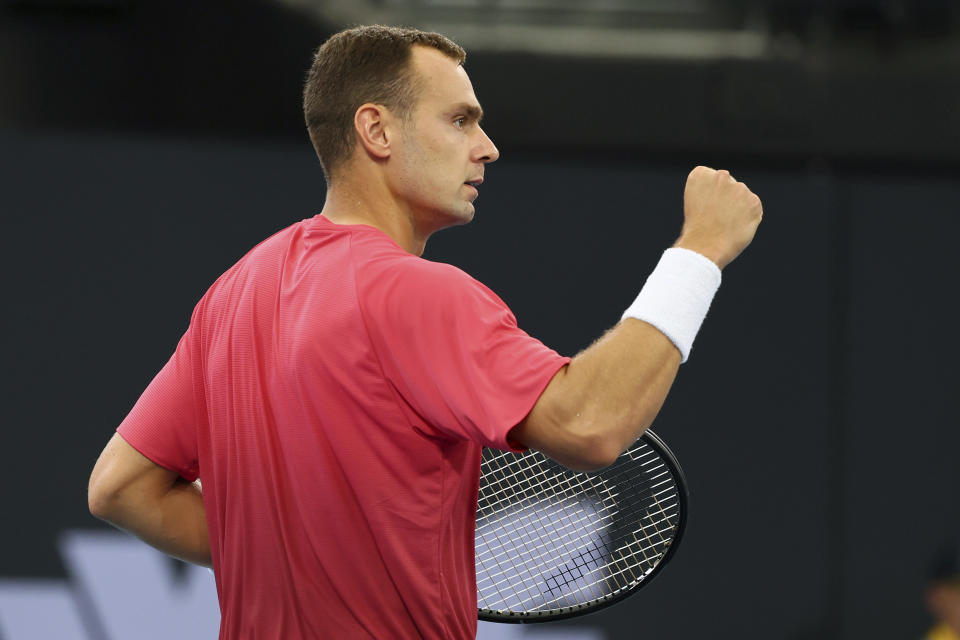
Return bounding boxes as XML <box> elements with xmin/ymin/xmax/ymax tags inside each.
<box><xmin>515</xmin><ymin>166</ymin><xmax>762</xmax><ymax>471</ymax></box>
<box><xmin>92</xmin><ymin>477</ymin><xmax>212</xmax><ymax>567</ymax></box>
<box><xmin>89</xmin><ymin>433</ymin><xmax>212</xmax><ymax>567</ymax></box>
<box><xmin>566</xmin><ymin>317</ymin><xmax>681</xmax><ymax>444</ymax></box>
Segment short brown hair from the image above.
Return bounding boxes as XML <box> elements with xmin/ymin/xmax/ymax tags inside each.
<box><xmin>303</xmin><ymin>25</ymin><xmax>466</xmax><ymax>181</ymax></box>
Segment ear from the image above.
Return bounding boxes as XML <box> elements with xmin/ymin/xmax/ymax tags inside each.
<box><xmin>354</xmin><ymin>103</ymin><xmax>393</xmax><ymax>160</ymax></box>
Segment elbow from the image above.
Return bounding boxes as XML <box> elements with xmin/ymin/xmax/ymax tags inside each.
<box><xmin>87</xmin><ymin>481</ymin><xmax>110</xmax><ymax>521</ymax></box>
<box><xmin>554</xmin><ymin>407</ymin><xmax>652</xmax><ymax>471</ymax></box>
<box><xmin>559</xmin><ymin>401</ymin><xmax>658</xmax><ymax>471</ymax></box>
<box><xmin>539</xmin><ymin>411</ymin><xmax>622</xmax><ymax>472</ymax></box>
<box><xmin>88</xmin><ymin>472</ymin><xmax>121</xmax><ymax>523</ymax></box>
<box><xmin>560</xmin><ymin>430</ymin><xmax>620</xmax><ymax>472</ymax></box>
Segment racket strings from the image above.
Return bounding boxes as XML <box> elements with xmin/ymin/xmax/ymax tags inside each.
<box><xmin>479</xmin><ymin>454</ymin><xmax>574</xmax><ymax>607</ymax></box>
<box><xmin>476</xmin><ymin>440</ymin><xmax>682</xmax><ymax>616</ymax></box>
<box><xmin>477</xmin><ymin>457</ymin><xmax>617</xmax><ymax>572</ymax></box>
<box><xmin>490</xmin><ymin>511</ymin><xmax>681</xmax><ymax>614</ymax></box>
<box><xmin>485</xmin><ymin>496</ymin><xmax>678</xmax><ymax>609</ymax></box>
<box><xmin>478</xmin><ymin>455</ymin><xmax>619</xmax><ymax>554</ymax></box>
<box><xmin>478</xmin><ymin>497</ymin><xmax>676</xmax><ymax>613</ymax></box>
<box><xmin>478</xmin><ymin>447</ymin><xmax>660</xmax><ymax>509</ymax></box>
<box><xmin>477</xmin><ymin>453</ymin><xmax>603</xmax><ymax>608</ymax></box>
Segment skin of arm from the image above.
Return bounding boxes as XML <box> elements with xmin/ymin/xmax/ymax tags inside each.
<box><xmin>511</xmin><ymin>166</ymin><xmax>762</xmax><ymax>471</ymax></box>
<box><xmin>88</xmin><ymin>433</ymin><xmax>212</xmax><ymax>567</ymax></box>
<box><xmin>510</xmin><ymin>318</ymin><xmax>681</xmax><ymax>471</ymax></box>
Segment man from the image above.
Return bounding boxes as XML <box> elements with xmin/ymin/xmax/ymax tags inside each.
<box><xmin>88</xmin><ymin>25</ymin><xmax>761</xmax><ymax>639</ymax></box>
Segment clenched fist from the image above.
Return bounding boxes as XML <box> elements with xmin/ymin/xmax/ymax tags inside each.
<box><xmin>675</xmin><ymin>166</ymin><xmax>762</xmax><ymax>270</ymax></box>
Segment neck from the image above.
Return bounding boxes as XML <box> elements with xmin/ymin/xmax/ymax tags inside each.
<box><xmin>320</xmin><ymin>170</ymin><xmax>428</xmax><ymax>256</ymax></box>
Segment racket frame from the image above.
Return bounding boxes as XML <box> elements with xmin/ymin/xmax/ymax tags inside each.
<box><xmin>477</xmin><ymin>429</ymin><xmax>689</xmax><ymax>624</ymax></box>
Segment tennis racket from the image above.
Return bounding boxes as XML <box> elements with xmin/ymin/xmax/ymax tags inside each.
<box><xmin>475</xmin><ymin>429</ymin><xmax>688</xmax><ymax>622</ymax></box>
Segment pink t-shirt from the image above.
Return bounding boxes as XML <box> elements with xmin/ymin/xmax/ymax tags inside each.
<box><xmin>117</xmin><ymin>215</ymin><xmax>569</xmax><ymax>639</ymax></box>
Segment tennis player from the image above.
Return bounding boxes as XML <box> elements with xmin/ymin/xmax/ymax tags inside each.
<box><xmin>88</xmin><ymin>25</ymin><xmax>761</xmax><ymax>639</ymax></box>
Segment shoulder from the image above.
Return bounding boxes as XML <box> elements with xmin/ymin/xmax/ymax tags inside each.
<box><xmin>360</xmin><ymin>251</ymin><xmax>498</xmax><ymax>301</ymax></box>
<box><xmin>189</xmin><ymin>220</ymin><xmax>308</xmax><ymax>328</ymax></box>
<box><xmin>202</xmin><ymin>219</ymin><xmax>305</xmax><ymax>297</ymax></box>
<box><xmin>355</xmin><ymin>252</ymin><xmax>514</xmax><ymax>329</ymax></box>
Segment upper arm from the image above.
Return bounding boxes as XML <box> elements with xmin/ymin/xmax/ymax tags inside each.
<box><xmin>507</xmin><ymin>365</ymin><xmax>617</xmax><ymax>472</ymax></box>
<box><xmin>360</xmin><ymin>258</ymin><xmax>569</xmax><ymax>450</ymax></box>
<box><xmin>510</xmin><ymin>318</ymin><xmax>683</xmax><ymax>472</ymax></box>
<box><xmin>112</xmin><ymin>326</ymin><xmax>203</xmax><ymax>482</ymax></box>
<box><xmin>88</xmin><ymin>433</ymin><xmax>180</xmax><ymax>519</ymax></box>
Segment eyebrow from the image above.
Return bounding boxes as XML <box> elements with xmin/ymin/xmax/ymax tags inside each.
<box><xmin>453</xmin><ymin>103</ymin><xmax>484</xmax><ymax>123</ymax></box>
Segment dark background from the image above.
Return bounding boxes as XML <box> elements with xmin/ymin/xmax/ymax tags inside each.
<box><xmin>2</xmin><ymin>1</ymin><xmax>959</xmax><ymax>638</ymax></box>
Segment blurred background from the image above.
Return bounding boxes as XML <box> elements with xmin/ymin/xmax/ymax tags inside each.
<box><xmin>2</xmin><ymin>0</ymin><xmax>960</xmax><ymax>638</ymax></box>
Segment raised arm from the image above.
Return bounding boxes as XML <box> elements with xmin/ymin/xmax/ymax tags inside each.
<box><xmin>510</xmin><ymin>166</ymin><xmax>762</xmax><ymax>470</ymax></box>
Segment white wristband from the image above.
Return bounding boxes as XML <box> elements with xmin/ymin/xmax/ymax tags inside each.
<box><xmin>621</xmin><ymin>247</ymin><xmax>721</xmax><ymax>363</ymax></box>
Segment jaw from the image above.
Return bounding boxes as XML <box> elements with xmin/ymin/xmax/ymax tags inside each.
<box><xmin>420</xmin><ymin>200</ymin><xmax>477</xmax><ymax>240</ymax></box>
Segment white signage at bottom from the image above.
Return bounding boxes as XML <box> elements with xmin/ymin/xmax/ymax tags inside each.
<box><xmin>0</xmin><ymin>530</ymin><xmax>603</xmax><ymax>639</ymax></box>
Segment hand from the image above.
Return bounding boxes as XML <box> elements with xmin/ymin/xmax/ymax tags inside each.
<box><xmin>674</xmin><ymin>166</ymin><xmax>763</xmax><ymax>270</ymax></box>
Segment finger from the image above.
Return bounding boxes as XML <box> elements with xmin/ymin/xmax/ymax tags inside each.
<box><xmin>689</xmin><ymin>165</ymin><xmax>715</xmax><ymax>180</ymax></box>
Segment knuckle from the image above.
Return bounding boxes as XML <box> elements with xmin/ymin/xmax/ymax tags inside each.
<box><xmin>690</xmin><ymin>165</ymin><xmax>713</xmax><ymax>178</ymax></box>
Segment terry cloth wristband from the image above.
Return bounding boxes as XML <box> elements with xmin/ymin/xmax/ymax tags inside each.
<box><xmin>621</xmin><ymin>247</ymin><xmax>722</xmax><ymax>363</ymax></box>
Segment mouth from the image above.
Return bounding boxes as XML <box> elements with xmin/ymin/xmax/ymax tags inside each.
<box><xmin>464</xmin><ymin>178</ymin><xmax>484</xmax><ymax>188</ymax></box>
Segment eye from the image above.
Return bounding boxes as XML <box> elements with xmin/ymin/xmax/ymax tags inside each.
<box><xmin>454</xmin><ymin>117</ymin><xmax>466</xmax><ymax>129</ymax></box>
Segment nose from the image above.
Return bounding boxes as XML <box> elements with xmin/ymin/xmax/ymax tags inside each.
<box><xmin>475</xmin><ymin>126</ymin><xmax>500</xmax><ymax>164</ymax></box>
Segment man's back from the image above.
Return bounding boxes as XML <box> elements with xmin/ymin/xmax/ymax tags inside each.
<box><xmin>118</xmin><ymin>215</ymin><xmax>568</xmax><ymax>638</ymax></box>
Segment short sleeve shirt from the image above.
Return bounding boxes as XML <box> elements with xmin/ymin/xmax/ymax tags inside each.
<box><xmin>117</xmin><ymin>215</ymin><xmax>569</xmax><ymax>639</ymax></box>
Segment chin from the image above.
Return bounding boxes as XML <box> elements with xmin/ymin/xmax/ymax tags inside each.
<box><xmin>442</xmin><ymin>204</ymin><xmax>476</xmax><ymax>227</ymax></box>
<box><xmin>454</xmin><ymin>207</ymin><xmax>476</xmax><ymax>226</ymax></box>
<box><xmin>422</xmin><ymin>201</ymin><xmax>475</xmax><ymax>234</ymax></box>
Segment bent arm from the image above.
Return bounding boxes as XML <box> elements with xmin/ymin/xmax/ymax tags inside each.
<box><xmin>511</xmin><ymin>166</ymin><xmax>763</xmax><ymax>471</ymax></box>
<box><xmin>510</xmin><ymin>318</ymin><xmax>681</xmax><ymax>471</ymax></box>
<box><xmin>88</xmin><ymin>433</ymin><xmax>211</xmax><ymax>567</ymax></box>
